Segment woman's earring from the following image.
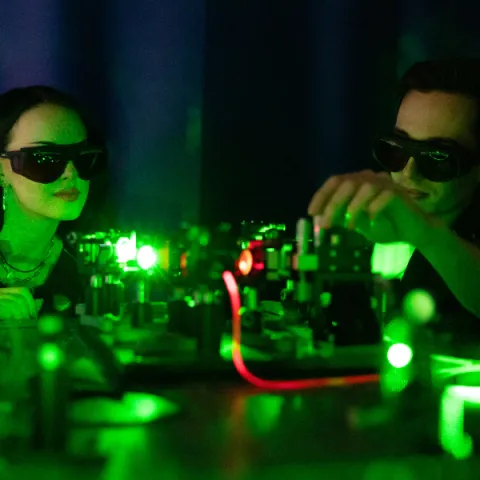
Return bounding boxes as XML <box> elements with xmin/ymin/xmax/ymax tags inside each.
<box><xmin>2</xmin><ymin>185</ymin><xmax>7</xmax><ymax>212</ymax></box>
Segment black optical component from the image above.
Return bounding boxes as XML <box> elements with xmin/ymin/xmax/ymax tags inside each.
<box><xmin>373</xmin><ymin>135</ymin><xmax>479</xmax><ymax>182</ymax></box>
<box><xmin>0</xmin><ymin>141</ymin><xmax>107</xmax><ymax>184</ymax></box>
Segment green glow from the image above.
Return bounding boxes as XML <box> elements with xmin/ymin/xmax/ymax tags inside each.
<box><xmin>382</xmin><ymin>368</ymin><xmax>410</xmax><ymax>394</ymax></box>
<box><xmin>199</xmin><ymin>231</ymin><xmax>210</xmax><ymax>246</ymax></box>
<box><xmin>403</xmin><ymin>289</ymin><xmax>436</xmax><ymax>324</ymax></box>
<box><xmin>383</xmin><ymin>317</ymin><xmax>410</xmax><ymax>344</ymax></box>
<box><xmin>440</xmin><ymin>386</ymin><xmax>475</xmax><ymax>459</ymax></box>
<box><xmin>246</xmin><ymin>395</ymin><xmax>284</xmax><ymax>434</ymax></box>
<box><xmin>319</xmin><ymin>292</ymin><xmax>332</xmax><ymax>308</ymax></box>
<box><xmin>126</xmin><ymin>393</ymin><xmax>164</xmax><ymax>421</ymax></box>
<box><xmin>137</xmin><ymin>245</ymin><xmax>158</xmax><ymax>270</ymax></box>
<box><xmin>115</xmin><ymin>348</ymin><xmax>135</xmax><ymax>365</ymax></box>
<box><xmin>37</xmin><ymin>315</ymin><xmax>63</xmax><ymax>335</ymax></box>
<box><xmin>449</xmin><ymin>385</ymin><xmax>480</xmax><ymax>404</ymax></box>
<box><xmin>220</xmin><ymin>341</ymin><xmax>233</xmax><ymax>359</ymax></box>
<box><xmin>371</xmin><ymin>242</ymin><xmax>415</xmax><ymax>279</ymax></box>
<box><xmin>52</xmin><ymin>294</ymin><xmax>72</xmax><ymax>312</ymax></box>
<box><xmin>116</xmin><ymin>236</ymin><xmax>136</xmax><ymax>263</ymax></box>
<box><xmin>258</xmin><ymin>224</ymin><xmax>286</xmax><ymax>233</ymax></box>
<box><xmin>387</xmin><ymin>343</ymin><xmax>413</xmax><ymax>368</ymax></box>
<box><xmin>185</xmin><ymin>296</ymin><xmax>195</xmax><ymax>308</ymax></box>
<box><xmin>71</xmin><ymin>392</ymin><xmax>179</xmax><ymax>425</ymax></box>
<box><xmin>38</xmin><ymin>343</ymin><xmax>64</xmax><ymax>370</ymax></box>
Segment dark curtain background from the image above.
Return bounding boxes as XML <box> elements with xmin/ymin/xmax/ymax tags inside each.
<box><xmin>309</xmin><ymin>0</ymin><xmax>400</xmax><ymax>184</ymax></box>
<box><xmin>0</xmin><ymin>0</ymin><xmax>205</xmax><ymax>233</ymax></box>
<box><xmin>200</xmin><ymin>0</ymin><xmax>400</xmax><ymax>226</ymax></box>
<box><xmin>201</xmin><ymin>1</ymin><xmax>311</xmax><ymax>226</ymax></box>
<box><xmin>0</xmin><ymin>0</ymin><xmax>479</xmax><ymax>231</ymax></box>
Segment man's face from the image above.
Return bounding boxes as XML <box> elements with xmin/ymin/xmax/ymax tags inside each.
<box><xmin>392</xmin><ymin>90</ymin><xmax>480</xmax><ymax>218</ymax></box>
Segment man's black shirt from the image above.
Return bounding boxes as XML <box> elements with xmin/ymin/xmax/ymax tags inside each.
<box><xmin>400</xmin><ymin>191</ymin><xmax>480</xmax><ymax>343</ymax></box>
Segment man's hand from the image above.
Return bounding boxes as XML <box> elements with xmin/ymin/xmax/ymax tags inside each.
<box><xmin>308</xmin><ymin>170</ymin><xmax>439</xmax><ymax>247</ymax></box>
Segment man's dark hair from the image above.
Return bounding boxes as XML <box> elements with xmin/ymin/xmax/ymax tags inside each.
<box><xmin>399</xmin><ymin>58</ymin><xmax>480</xmax><ymax>143</ymax></box>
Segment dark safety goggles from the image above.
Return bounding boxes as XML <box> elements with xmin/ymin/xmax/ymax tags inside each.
<box><xmin>372</xmin><ymin>135</ymin><xmax>479</xmax><ymax>182</ymax></box>
<box><xmin>0</xmin><ymin>141</ymin><xmax>107</xmax><ymax>184</ymax></box>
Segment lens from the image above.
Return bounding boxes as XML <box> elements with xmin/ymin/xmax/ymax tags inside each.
<box><xmin>373</xmin><ymin>136</ymin><xmax>473</xmax><ymax>182</ymax></box>
<box><xmin>238</xmin><ymin>249</ymin><xmax>253</xmax><ymax>276</ymax></box>
<box><xmin>9</xmin><ymin>147</ymin><xmax>106</xmax><ymax>184</ymax></box>
<box><xmin>373</xmin><ymin>139</ymin><xmax>409</xmax><ymax>172</ymax></box>
<box><xmin>416</xmin><ymin>151</ymin><xmax>459</xmax><ymax>182</ymax></box>
<box><xmin>10</xmin><ymin>151</ymin><xmax>66</xmax><ymax>184</ymax></box>
<box><xmin>74</xmin><ymin>150</ymin><xmax>106</xmax><ymax>180</ymax></box>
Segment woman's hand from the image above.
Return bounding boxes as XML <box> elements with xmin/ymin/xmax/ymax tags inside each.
<box><xmin>0</xmin><ymin>288</ymin><xmax>41</xmax><ymax>321</ymax></box>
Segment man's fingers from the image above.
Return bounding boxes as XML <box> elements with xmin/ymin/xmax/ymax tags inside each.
<box><xmin>367</xmin><ymin>190</ymin><xmax>396</xmax><ymax>220</ymax></box>
<box><xmin>308</xmin><ymin>175</ymin><xmax>344</xmax><ymax>216</ymax></box>
<box><xmin>322</xmin><ymin>180</ymin><xmax>357</xmax><ymax>226</ymax></box>
<box><xmin>346</xmin><ymin>183</ymin><xmax>381</xmax><ymax>227</ymax></box>
<box><xmin>308</xmin><ymin>170</ymin><xmax>383</xmax><ymax>217</ymax></box>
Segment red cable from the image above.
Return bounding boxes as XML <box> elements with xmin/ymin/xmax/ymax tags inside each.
<box><xmin>222</xmin><ymin>271</ymin><xmax>380</xmax><ymax>390</ymax></box>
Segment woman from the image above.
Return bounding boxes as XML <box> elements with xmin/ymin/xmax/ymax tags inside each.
<box><xmin>0</xmin><ymin>86</ymin><xmax>107</xmax><ymax>321</ymax></box>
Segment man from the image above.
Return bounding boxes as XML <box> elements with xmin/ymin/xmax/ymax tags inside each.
<box><xmin>308</xmin><ymin>58</ymin><xmax>480</xmax><ymax>342</ymax></box>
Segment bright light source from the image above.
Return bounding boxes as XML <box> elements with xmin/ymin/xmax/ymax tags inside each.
<box><xmin>38</xmin><ymin>343</ymin><xmax>64</xmax><ymax>370</ymax></box>
<box><xmin>387</xmin><ymin>343</ymin><xmax>413</xmax><ymax>368</ymax></box>
<box><xmin>238</xmin><ymin>249</ymin><xmax>253</xmax><ymax>276</ymax></box>
<box><xmin>116</xmin><ymin>237</ymin><xmax>136</xmax><ymax>263</ymax></box>
<box><xmin>137</xmin><ymin>245</ymin><xmax>158</xmax><ymax>270</ymax></box>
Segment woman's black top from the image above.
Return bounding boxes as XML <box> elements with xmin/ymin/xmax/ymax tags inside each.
<box><xmin>36</xmin><ymin>247</ymin><xmax>83</xmax><ymax>315</ymax></box>
<box><xmin>0</xmin><ymin>246</ymin><xmax>83</xmax><ymax>318</ymax></box>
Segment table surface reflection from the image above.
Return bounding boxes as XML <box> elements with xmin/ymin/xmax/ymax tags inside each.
<box><xmin>64</xmin><ymin>381</ymin><xmax>479</xmax><ymax>479</ymax></box>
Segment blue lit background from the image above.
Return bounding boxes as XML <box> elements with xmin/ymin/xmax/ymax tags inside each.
<box><xmin>0</xmin><ymin>0</ymin><xmax>479</xmax><ymax>230</ymax></box>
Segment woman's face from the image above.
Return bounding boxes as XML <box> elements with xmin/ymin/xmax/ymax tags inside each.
<box><xmin>0</xmin><ymin>103</ymin><xmax>90</xmax><ymax>221</ymax></box>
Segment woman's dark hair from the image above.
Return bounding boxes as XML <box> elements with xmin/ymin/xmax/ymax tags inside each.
<box><xmin>399</xmin><ymin>58</ymin><xmax>480</xmax><ymax>143</ymax></box>
<box><xmin>0</xmin><ymin>85</ymin><xmax>114</xmax><ymax>236</ymax></box>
